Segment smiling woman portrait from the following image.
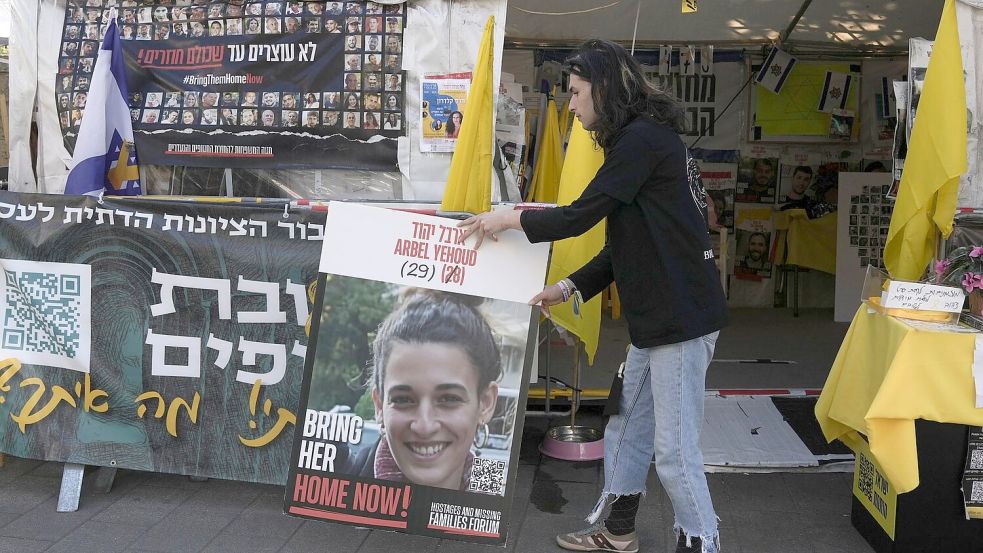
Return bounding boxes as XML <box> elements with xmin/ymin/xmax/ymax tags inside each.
<box><xmin>343</xmin><ymin>288</ymin><xmax>501</xmax><ymax>491</ymax></box>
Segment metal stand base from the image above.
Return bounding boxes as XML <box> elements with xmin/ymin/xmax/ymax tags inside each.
<box><xmin>56</xmin><ymin>463</ymin><xmax>85</xmax><ymax>512</ymax></box>
<box><xmin>92</xmin><ymin>466</ymin><xmax>117</xmax><ymax>494</ymax></box>
<box><xmin>56</xmin><ymin>463</ymin><xmax>119</xmax><ymax>512</ymax></box>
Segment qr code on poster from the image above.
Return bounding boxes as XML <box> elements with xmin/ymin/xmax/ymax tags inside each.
<box><xmin>468</xmin><ymin>457</ymin><xmax>506</xmax><ymax>496</ymax></box>
<box><xmin>972</xmin><ymin>480</ymin><xmax>983</xmax><ymax>502</ymax></box>
<box><xmin>0</xmin><ymin>259</ymin><xmax>91</xmax><ymax>373</ymax></box>
<box><xmin>972</xmin><ymin>449</ymin><xmax>983</xmax><ymax>470</ymax></box>
<box><xmin>857</xmin><ymin>454</ymin><xmax>875</xmax><ymax>501</ymax></box>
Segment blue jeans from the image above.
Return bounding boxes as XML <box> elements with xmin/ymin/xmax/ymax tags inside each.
<box><xmin>588</xmin><ymin>332</ymin><xmax>720</xmax><ymax>552</ymax></box>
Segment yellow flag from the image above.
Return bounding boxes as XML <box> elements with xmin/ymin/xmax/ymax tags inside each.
<box><xmin>558</xmin><ymin>98</ymin><xmax>571</xmax><ymax>144</ymax></box>
<box><xmin>440</xmin><ymin>17</ymin><xmax>495</xmax><ymax>214</ymax></box>
<box><xmin>528</xmin><ymin>98</ymin><xmax>564</xmax><ymax>204</ymax></box>
<box><xmin>546</xmin><ymin>119</ymin><xmax>605</xmax><ymax>363</ymax></box>
<box><xmin>884</xmin><ymin>0</ymin><xmax>966</xmax><ymax>280</ymax></box>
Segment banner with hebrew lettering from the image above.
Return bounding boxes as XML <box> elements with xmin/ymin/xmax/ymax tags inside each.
<box><xmin>640</xmin><ymin>60</ymin><xmax>746</xmax><ymax>151</ymax></box>
<box><xmin>283</xmin><ymin>203</ymin><xmax>549</xmax><ymax>544</ymax></box>
<box><xmin>57</xmin><ymin>0</ymin><xmax>406</xmax><ymax>169</ymax></box>
<box><xmin>0</xmin><ymin>190</ymin><xmax>324</xmax><ymax>484</ymax></box>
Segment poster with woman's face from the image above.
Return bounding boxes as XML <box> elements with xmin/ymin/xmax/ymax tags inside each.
<box><xmin>285</xmin><ymin>204</ymin><xmax>549</xmax><ymax>545</ymax></box>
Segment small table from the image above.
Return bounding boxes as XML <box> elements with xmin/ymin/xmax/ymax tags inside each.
<box><xmin>815</xmin><ymin>307</ymin><xmax>983</xmax><ymax>551</ymax></box>
<box><xmin>773</xmin><ymin>209</ymin><xmax>837</xmax><ymax>316</ymax></box>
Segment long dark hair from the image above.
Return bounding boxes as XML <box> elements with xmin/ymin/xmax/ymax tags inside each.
<box><xmin>564</xmin><ymin>39</ymin><xmax>686</xmax><ymax>149</ymax></box>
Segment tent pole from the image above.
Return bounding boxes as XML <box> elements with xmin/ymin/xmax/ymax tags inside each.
<box><xmin>780</xmin><ymin>0</ymin><xmax>813</xmax><ymax>44</ymax></box>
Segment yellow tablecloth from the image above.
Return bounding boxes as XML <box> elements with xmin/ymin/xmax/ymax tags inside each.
<box><xmin>815</xmin><ymin>307</ymin><xmax>983</xmax><ymax>493</ymax></box>
<box><xmin>773</xmin><ymin>209</ymin><xmax>837</xmax><ymax>274</ymax></box>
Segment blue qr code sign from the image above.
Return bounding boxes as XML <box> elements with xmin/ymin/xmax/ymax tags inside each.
<box><xmin>0</xmin><ymin>260</ymin><xmax>91</xmax><ymax>373</ymax></box>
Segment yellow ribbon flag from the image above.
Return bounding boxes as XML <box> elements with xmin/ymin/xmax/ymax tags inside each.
<box><xmin>558</xmin><ymin>98</ymin><xmax>571</xmax><ymax>144</ymax></box>
<box><xmin>528</xmin><ymin>98</ymin><xmax>564</xmax><ymax>204</ymax></box>
<box><xmin>546</xmin><ymin>118</ymin><xmax>605</xmax><ymax>363</ymax></box>
<box><xmin>884</xmin><ymin>0</ymin><xmax>966</xmax><ymax>280</ymax></box>
<box><xmin>440</xmin><ymin>16</ymin><xmax>495</xmax><ymax>214</ymax></box>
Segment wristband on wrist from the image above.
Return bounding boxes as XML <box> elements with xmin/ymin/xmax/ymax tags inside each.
<box><xmin>556</xmin><ymin>280</ymin><xmax>571</xmax><ymax>302</ymax></box>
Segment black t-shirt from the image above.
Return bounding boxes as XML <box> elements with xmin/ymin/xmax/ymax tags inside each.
<box><xmin>520</xmin><ymin>115</ymin><xmax>727</xmax><ymax>348</ymax></box>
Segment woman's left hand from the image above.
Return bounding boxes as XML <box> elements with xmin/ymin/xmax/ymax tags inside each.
<box><xmin>457</xmin><ymin>210</ymin><xmax>522</xmax><ymax>249</ymax></box>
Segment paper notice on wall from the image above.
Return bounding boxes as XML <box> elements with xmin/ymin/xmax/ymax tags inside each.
<box><xmin>700</xmin><ymin>162</ymin><xmax>737</xmax><ymax>230</ymax></box>
<box><xmin>779</xmin><ymin>150</ymin><xmax>823</xmax><ymax>203</ymax></box>
<box><xmin>734</xmin><ymin>205</ymin><xmax>774</xmax><ymax>281</ymax></box>
<box><xmin>736</xmin><ymin>145</ymin><xmax>781</xmax><ymax>204</ymax></box>
<box><xmin>420</xmin><ymin>72</ymin><xmax>471</xmax><ymax>153</ymax></box>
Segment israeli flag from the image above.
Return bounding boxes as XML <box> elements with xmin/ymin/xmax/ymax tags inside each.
<box><xmin>755</xmin><ymin>47</ymin><xmax>796</xmax><ymax>94</ymax></box>
<box><xmin>817</xmin><ymin>71</ymin><xmax>853</xmax><ymax>113</ymax></box>
<box><xmin>65</xmin><ymin>11</ymin><xmax>142</xmax><ymax>196</ymax></box>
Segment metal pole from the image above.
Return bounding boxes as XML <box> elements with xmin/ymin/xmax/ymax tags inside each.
<box><xmin>570</xmin><ymin>341</ymin><xmax>581</xmax><ymax>427</ymax></box>
<box><xmin>779</xmin><ymin>0</ymin><xmax>813</xmax><ymax>44</ymax></box>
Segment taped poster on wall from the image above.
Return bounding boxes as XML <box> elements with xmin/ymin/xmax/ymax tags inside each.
<box><xmin>420</xmin><ymin>72</ymin><xmax>470</xmax><ymax>153</ymax></box>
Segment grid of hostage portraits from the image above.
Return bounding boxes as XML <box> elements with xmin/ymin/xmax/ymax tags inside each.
<box><xmin>57</xmin><ymin>0</ymin><xmax>406</xmax><ymax>150</ymax></box>
<box><xmin>847</xmin><ymin>183</ymin><xmax>894</xmax><ymax>270</ymax></box>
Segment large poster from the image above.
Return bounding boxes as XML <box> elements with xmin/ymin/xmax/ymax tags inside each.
<box><xmin>641</xmin><ymin>60</ymin><xmax>747</xmax><ymax>151</ymax></box>
<box><xmin>0</xmin><ymin>191</ymin><xmax>324</xmax><ymax>483</ymax></box>
<box><xmin>57</xmin><ymin>0</ymin><xmax>406</xmax><ymax>169</ymax></box>
<box><xmin>284</xmin><ymin>203</ymin><xmax>549</xmax><ymax>544</ymax></box>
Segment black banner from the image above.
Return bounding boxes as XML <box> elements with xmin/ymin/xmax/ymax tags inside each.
<box><xmin>0</xmin><ymin>191</ymin><xmax>324</xmax><ymax>484</ymax></box>
<box><xmin>57</xmin><ymin>1</ymin><xmax>406</xmax><ymax>170</ymax></box>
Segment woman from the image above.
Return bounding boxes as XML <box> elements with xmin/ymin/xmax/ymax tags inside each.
<box><xmin>458</xmin><ymin>40</ymin><xmax>727</xmax><ymax>553</ymax></box>
<box><xmin>363</xmin><ymin>111</ymin><xmax>379</xmax><ymax>130</ymax></box>
<box><xmin>445</xmin><ymin>111</ymin><xmax>462</xmax><ymax>139</ymax></box>
<box><xmin>344</xmin><ymin>93</ymin><xmax>359</xmax><ymax>110</ymax></box>
<box><xmin>384</xmin><ymin>113</ymin><xmax>400</xmax><ymax>130</ymax></box>
<box><xmin>346</xmin><ymin>289</ymin><xmax>500</xmax><ymax>491</ymax></box>
<box><xmin>385</xmin><ymin>94</ymin><xmax>399</xmax><ymax>111</ymax></box>
<box><xmin>219</xmin><ymin>108</ymin><xmax>237</xmax><ymax>125</ymax></box>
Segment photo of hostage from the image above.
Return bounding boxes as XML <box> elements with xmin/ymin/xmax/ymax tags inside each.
<box><xmin>782</xmin><ymin>165</ymin><xmax>813</xmax><ymax>202</ymax></box>
<box><xmin>310</xmin><ymin>281</ymin><xmax>530</xmax><ymax>496</ymax></box>
<box><xmin>736</xmin><ymin>230</ymin><xmax>772</xmax><ymax>276</ymax></box>
<box><xmin>737</xmin><ymin>157</ymin><xmax>777</xmax><ymax>202</ymax></box>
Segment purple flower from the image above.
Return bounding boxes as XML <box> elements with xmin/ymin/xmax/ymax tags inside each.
<box><xmin>970</xmin><ymin>246</ymin><xmax>983</xmax><ymax>258</ymax></box>
<box><xmin>963</xmin><ymin>272</ymin><xmax>978</xmax><ymax>293</ymax></box>
<box><xmin>934</xmin><ymin>259</ymin><xmax>951</xmax><ymax>282</ymax></box>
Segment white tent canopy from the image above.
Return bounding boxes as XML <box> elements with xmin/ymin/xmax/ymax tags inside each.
<box><xmin>504</xmin><ymin>0</ymin><xmax>944</xmax><ymax>51</ymax></box>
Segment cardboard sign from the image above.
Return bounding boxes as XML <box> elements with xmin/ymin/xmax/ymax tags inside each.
<box><xmin>319</xmin><ymin>203</ymin><xmax>549</xmax><ymax>304</ymax></box>
<box><xmin>851</xmin><ymin>436</ymin><xmax>898</xmax><ymax>539</ymax></box>
<box><xmin>880</xmin><ymin>281</ymin><xmax>965</xmax><ymax>313</ymax></box>
<box><xmin>285</xmin><ymin>202</ymin><xmax>549</xmax><ymax>544</ymax></box>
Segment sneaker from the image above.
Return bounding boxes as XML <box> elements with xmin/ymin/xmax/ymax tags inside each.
<box><xmin>556</xmin><ymin>525</ymin><xmax>639</xmax><ymax>553</ymax></box>
<box><xmin>675</xmin><ymin>533</ymin><xmax>703</xmax><ymax>553</ymax></box>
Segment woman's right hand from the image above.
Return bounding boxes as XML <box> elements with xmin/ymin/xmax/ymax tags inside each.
<box><xmin>529</xmin><ymin>284</ymin><xmax>566</xmax><ymax>318</ymax></box>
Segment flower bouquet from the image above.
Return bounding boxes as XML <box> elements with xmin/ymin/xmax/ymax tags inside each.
<box><xmin>932</xmin><ymin>246</ymin><xmax>983</xmax><ymax>314</ymax></box>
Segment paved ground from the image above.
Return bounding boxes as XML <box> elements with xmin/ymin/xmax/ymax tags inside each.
<box><xmin>0</xmin><ymin>411</ymin><xmax>874</xmax><ymax>553</ymax></box>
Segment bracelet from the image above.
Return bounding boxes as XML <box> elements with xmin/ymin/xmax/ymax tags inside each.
<box><xmin>556</xmin><ymin>280</ymin><xmax>571</xmax><ymax>302</ymax></box>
